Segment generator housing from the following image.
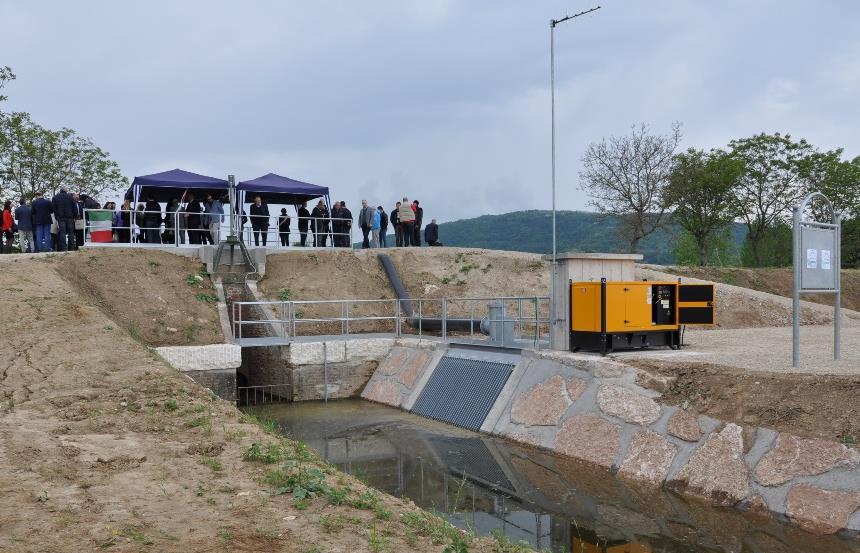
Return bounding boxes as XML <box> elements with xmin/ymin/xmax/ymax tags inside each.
<box><xmin>569</xmin><ymin>278</ymin><xmax>715</xmax><ymax>354</ymax></box>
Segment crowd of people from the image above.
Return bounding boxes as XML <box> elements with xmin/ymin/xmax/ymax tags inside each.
<box><xmin>0</xmin><ymin>190</ymin><xmax>442</xmax><ymax>253</ymax></box>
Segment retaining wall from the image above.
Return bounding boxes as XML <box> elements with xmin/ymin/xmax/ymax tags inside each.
<box><xmin>361</xmin><ymin>344</ymin><xmax>860</xmax><ymax>538</ymax></box>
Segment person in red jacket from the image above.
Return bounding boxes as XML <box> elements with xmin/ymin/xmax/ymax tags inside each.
<box><xmin>1</xmin><ymin>200</ymin><xmax>14</xmax><ymax>253</ymax></box>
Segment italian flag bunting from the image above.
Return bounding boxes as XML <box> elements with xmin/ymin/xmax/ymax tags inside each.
<box><xmin>89</xmin><ymin>210</ymin><xmax>113</xmax><ymax>243</ymax></box>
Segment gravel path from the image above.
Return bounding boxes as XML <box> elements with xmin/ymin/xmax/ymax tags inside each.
<box><xmin>614</xmin><ymin>324</ymin><xmax>860</xmax><ymax>375</ymax></box>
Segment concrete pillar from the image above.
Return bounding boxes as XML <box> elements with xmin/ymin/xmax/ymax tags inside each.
<box><xmin>545</xmin><ymin>252</ymin><xmax>643</xmax><ymax>351</ymax></box>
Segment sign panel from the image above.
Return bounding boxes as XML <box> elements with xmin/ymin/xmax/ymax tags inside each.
<box><xmin>800</xmin><ymin>226</ymin><xmax>837</xmax><ymax>291</ymax></box>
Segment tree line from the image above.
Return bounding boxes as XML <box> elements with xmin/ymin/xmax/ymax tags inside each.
<box><xmin>580</xmin><ymin>123</ymin><xmax>860</xmax><ymax>268</ymax></box>
<box><xmin>0</xmin><ymin>66</ymin><xmax>127</xmax><ymax>204</ymax></box>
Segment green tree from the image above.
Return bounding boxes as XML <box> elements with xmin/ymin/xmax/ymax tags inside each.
<box><xmin>728</xmin><ymin>133</ymin><xmax>817</xmax><ymax>267</ymax></box>
<box><xmin>580</xmin><ymin>122</ymin><xmax>682</xmax><ymax>253</ymax></box>
<box><xmin>740</xmin><ymin>222</ymin><xmax>792</xmax><ymax>267</ymax></box>
<box><xmin>664</xmin><ymin>148</ymin><xmax>743</xmax><ymax>266</ymax></box>
<box><xmin>0</xmin><ymin>66</ymin><xmax>14</xmax><ymax>103</ymax></box>
<box><xmin>673</xmin><ymin>228</ymin><xmax>739</xmax><ymax>266</ymax></box>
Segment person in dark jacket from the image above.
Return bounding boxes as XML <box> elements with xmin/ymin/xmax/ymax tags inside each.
<box><xmin>143</xmin><ymin>195</ymin><xmax>162</xmax><ymax>244</ymax></box>
<box><xmin>31</xmin><ymin>192</ymin><xmax>53</xmax><ymax>252</ymax></box>
<box><xmin>72</xmin><ymin>194</ymin><xmax>84</xmax><ymax>249</ymax></box>
<box><xmin>338</xmin><ymin>201</ymin><xmax>352</xmax><ymax>247</ymax></box>
<box><xmin>278</xmin><ymin>208</ymin><xmax>290</xmax><ymax>247</ymax></box>
<box><xmin>249</xmin><ymin>195</ymin><xmax>270</xmax><ymax>246</ymax></box>
<box><xmin>377</xmin><ymin>206</ymin><xmax>388</xmax><ymax>248</ymax></box>
<box><xmin>391</xmin><ymin>202</ymin><xmax>401</xmax><ymax>246</ymax></box>
<box><xmin>412</xmin><ymin>200</ymin><xmax>423</xmax><ymax>247</ymax></box>
<box><xmin>297</xmin><ymin>202</ymin><xmax>310</xmax><ymax>246</ymax></box>
<box><xmin>184</xmin><ymin>193</ymin><xmax>202</xmax><ymax>244</ymax></box>
<box><xmin>424</xmin><ymin>218</ymin><xmax>441</xmax><ymax>246</ymax></box>
<box><xmin>310</xmin><ymin>200</ymin><xmax>329</xmax><ymax>247</ymax></box>
<box><xmin>330</xmin><ymin>201</ymin><xmax>343</xmax><ymax>247</ymax></box>
<box><xmin>51</xmin><ymin>186</ymin><xmax>77</xmax><ymax>251</ymax></box>
<box><xmin>14</xmin><ymin>198</ymin><xmax>34</xmax><ymax>253</ymax></box>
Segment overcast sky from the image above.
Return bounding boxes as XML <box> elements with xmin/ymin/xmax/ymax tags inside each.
<box><xmin>2</xmin><ymin>1</ymin><xmax>859</xmax><ymax>222</ymax></box>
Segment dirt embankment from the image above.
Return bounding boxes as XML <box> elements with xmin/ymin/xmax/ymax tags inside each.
<box><xmin>632</xmin><ymin>359</ymin><xmax>859</xmax><ymax>445</ymax></box>
<box><xmin>653</xmin><ymin>265</ymin><xmax>860</xmax><ymax>311</ymax></box>
<box><xmin>54</xmin><ymin>249</ymin><xmax>224</xmax><ymax>346</ymax></box>
<box><xmin>0</xmin><ymin>254</ymin><xmax>525</xmax><ymax>553</ymax></box>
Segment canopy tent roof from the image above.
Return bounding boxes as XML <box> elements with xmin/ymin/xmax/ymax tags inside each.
<box><xmin>237</xmin><ymin>173</ymin><xmax>329</xmax><ymax>204</ymax></box>
<box><xmin>126</xmin><ymin>168</ymin><xmax>229</xmax><ymax>203</ymax></box>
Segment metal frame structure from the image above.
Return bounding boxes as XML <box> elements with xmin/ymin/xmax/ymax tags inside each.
<box><xmin>230</xmin><ymin>296</ymin><xmax>550</xmax><ymax>348</ymax></box>
<box><xmin>792</xmin><ymin>192</ymin><xmax>841</xmax><ymax>367</ymax></box>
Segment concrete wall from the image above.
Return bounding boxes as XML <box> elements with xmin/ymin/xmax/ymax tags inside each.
<box><xmin>361</xmin><ymin>344</ymin><xmax>860</xmax><ymax>537</ymax></box>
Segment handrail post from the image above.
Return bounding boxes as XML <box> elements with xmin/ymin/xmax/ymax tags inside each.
<box><xmin>442</xmin><ymin>298</ymin><xmax>448</xmax><ymax>341</ymax></box>
<box><xmin>395</xmin><ymin>299</ymin><xmax>401</xmax><ymax>337</ymax></box>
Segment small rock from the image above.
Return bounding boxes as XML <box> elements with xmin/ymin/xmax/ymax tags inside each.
<box><xmin>597</xmin><ymin>384</ymin><xmax>661</xmax><ymax>425</ymax></box>
<box><xmin>667</xmin><ymin>409</ymin><xmax>702</xmax><ymax>442</ymax></box>
<box><xmin>166</xmin><ymin>327</ymin><xmax>178</xmax><ymax>333</ymax></box>
<box><xmin>754</xmin><ymin>434</ymin><xmax>860</xmax><ymax>486</ymax></box>
<box><xmin>617</xmin><ymin>430</ymin><xmax>677</xmax><ymax>485</ymax></box>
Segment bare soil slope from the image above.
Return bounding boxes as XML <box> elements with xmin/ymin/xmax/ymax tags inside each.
<box><xmin>55</xmin><ymin>249</ymin><xmax>224</xmax><ymax>346</ymax></box>
<box><xmin>0</xmin><ymin>255</ymin><xmax>518</xmax><ymax>553</ymax></box>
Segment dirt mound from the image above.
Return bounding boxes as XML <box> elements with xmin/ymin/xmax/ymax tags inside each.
<box><xmin>53</xmin><ymin>249</ymin><xmax>224</xmax><ymax>346</ymax></box>
<box><xmin>631</xmin><ymin>359</ymin><xmax>859</xmax><ymax>445</ymax></box>
<box><xmin>639</xmin><ymin>265</ymin><xmax>860</xmax><ymax>329</ymax></box>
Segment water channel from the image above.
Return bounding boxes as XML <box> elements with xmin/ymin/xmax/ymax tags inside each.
<box><xmin>248</xmin><ymin>399</ymin><xmax>860</xmax><ymax>553</ymax></box>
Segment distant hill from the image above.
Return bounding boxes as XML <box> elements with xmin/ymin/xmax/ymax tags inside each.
<box><xmin>432</xmin><ymin>210</ymin><xmax>746</xmax><ymax>265</ymax></box>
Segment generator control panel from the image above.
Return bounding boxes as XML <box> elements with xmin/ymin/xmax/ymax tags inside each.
<box><xmin>651</xmin><ymin>284</ymin><xmax>675</xmax><ymax>325</ymax></box>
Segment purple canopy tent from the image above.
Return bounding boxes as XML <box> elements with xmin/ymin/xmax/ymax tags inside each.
<box><xmin>126</xmin><ymin>168</ymin><xmax>229</xmax><ymax>204</ymax></box>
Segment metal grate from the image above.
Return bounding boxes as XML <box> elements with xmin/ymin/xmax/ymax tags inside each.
<box><xmin>237</xmin><ymin>384</ymin><xmax>291</xmax><ymax>405</ymax></box>
<box><xmin>427</xmin><ymin>436</ymin><xmax>514</xmax><ymax>492</ymax></box>
<box><xmin>411</xmin><ymin>356</ymin><xmax>513</xmax><ymax>431</ymax></box>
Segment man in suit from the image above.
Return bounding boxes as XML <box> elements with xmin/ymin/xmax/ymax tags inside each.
<box><xmin>14</xmin><ymin>198</ymin><xmax>34</xmax><ymax>253</ymax></box>
<box><xmin>249</xmin><ymin>195</ymin><xmax>270</xmax><ymax>246</ymax></box>
<box><xmin>297</xmin><ymin>202</ymin><xmax>310</xmax><ymax>246</ymax></box>
<box><xmin>51</xmin><ymin>186</ymin><xmax>77</xmax><ymax>251</ymax></box>
<box><xmin>412</xmin><ymin>200</ymin><xmax>423</xmax><ymax>247</ymax></box>
<box><xmin>31</xmin><ymin>192</ymin><xmax>53</xmax><ymax>252</ymax></box>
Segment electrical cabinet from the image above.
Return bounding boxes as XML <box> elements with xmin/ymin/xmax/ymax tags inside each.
<box><xmin>569</xmin><ymin>279</ymin><xmax>715</xmax><ymax>354</ymax></box>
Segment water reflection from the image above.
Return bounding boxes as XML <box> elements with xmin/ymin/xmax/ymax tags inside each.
<box><xmin>249</xmin><ymin>400</ymin><xmax>859</xmax><ymax>553</ymax></box>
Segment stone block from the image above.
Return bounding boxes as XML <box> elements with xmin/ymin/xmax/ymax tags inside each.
<box><xmin>667</xmin><ymin>409</ymin><xmax>702</xmax><ymax>442</ymax></box>
<box><xmin>511</xmin><ymin>375</ymin><xmax>571</xmax><ymax>426</ymax></box>
<box><xmin>554</xmin><ymin>413</ymin><xmax>621</xmax><ymax>468</ymax></box>
<box><xmin>618</xmin><ymin>430</ymin><xmax>677</xmax><ymax>485</ymax></box>
<box><xmin>361</xmin><ymin>378</ymin><xmax>403</xmax><ymax>407</ymax></box>
<box><xmin>155</xmin><ymin>344</ymin><xmax>242</xmax><ymax>372</ymax></box>
<box><xmin>785</xmin><ymin>484</ymin><xmax>860</xmax><ymax>535</ymax></box>
<box><xmin>287</xmin><ymin>342</ymin><xmax>324</xmax><ymax>365</ymax></box>
<box><xmin>669</xmin><ymin>423</ymin><xmax>750</xmax><ymax>505</ymax></box>
<box><xmin>754</xmin><ymin>434</ymin><xmax>860</xmax><ymax>486</ymax></box>
<box><xmin>597</xmin><ymin>384</ymin><xmax>662</xmax><ymax>425</ymax></box>
<box><xmin>399</xmin><ymin>350</ymin><xmax>431</xmax><ymax>390</ymax></box>
<box><xmin>345</xmin><ymin>338</ymin><xmax>395</xmax><ymax>361</ymax></box>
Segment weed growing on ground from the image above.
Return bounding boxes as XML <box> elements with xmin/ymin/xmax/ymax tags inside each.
<box><xmin>224</xmin><ymin>427</ymin><xmax>246</xmax><ymax>442</ymax></box>
<box><xmin>278</xmin><ymin>288</ymin><xmax>292</xmax><ymax>301</ymax></box>
<box><xmin>242</xmin><ymin>442</ymin><xmax>286</xmax><ymax>464</ymax></box>
<box><xmin>163</xmin><ymin>398</ymin><xmax>178</xmax><ymax>412</ymax></box>
<box><xmin>183</xmin><ymin>324</ymin><xmax>199</xmax><ymax>343</ymax></box>
<box><xmin>368</xmin><ymin>526</ymin><xmax>389</xmax><ymax>553</ymax></box>
<box><xmin>264</xmin><ymin>461</ymin><xmax>330</xmax><ymax>500</ymax></box>
<box><xmin>443</xmin><ymin>531</ymin><xmax>470</xmax><ymax>553</ymax></box>
<box><xmin>401</xmin><ymin>510</ymin><xmax>462</xmax><ymax>546</ymax></box>
<box><xmin>148</xmin><ymin>260</ymin><xmax>161</xmax><ymax>268</ymax></box>
<box><xmin>123</xmin><ymin>527</ymin><xmax>154</xmax><ymax>545</ymax></box>
<box><xmin>186</xmin><ymin>415</ymin><xmax>212</xmax><ymax>433</ymax></box>
<box><xmin>324</xmin><ymin>484</ymin><xmax>350</xmax><ymax>506</ymax></box>
<box><xmin>527</xmin><ymin>261</ymin><xmax>544</xmax><ymax>271</ymax></box>
<box><xmin>128</xmin><ymin>321</ymin><xmax>142</xmax><ymax>342</ymax></box>
<box><xmin>350</xmin><ymin>489</ymin><xmax>381</xmax><ymax>510</ymax></box>
<box><xmin>454</xmin><ymin>252</ymin><xmax>466</xmax><ymax>263</ymax></box>
<box><xmin>241</xmin><ymin>412</ymin><xmax>278</xmax><ymax>434</ymax></box>
<box><xmin>254</xmin><ymin>527</ymin><xmax>281</xmax><ymax>541</ymax></box>
<box><xmin>482</xmin><ymin>263</ymin><xmax>492</xmax><ymax>274</ymax></box>
<box><xmin>199</xmin><ymin>456</ymin><xmax>222</xmax><ymax>472</ymax></box>
<box><xmin>185</xmin><ymin>273</ymin><xmax>205</xmax><ymax>287</ymax></box>
<box><xmin>320</xmin><ymin>513</ymin><xmax>361</xmax><ymax>533</ymax></box>
<box><xmin>491</xmin><ymin>529</ymin><xmax>531</xmax><ymax>553</ymax></box>
<box><xmin>36</xmin><ymin>491</ymin><xmax>49</xmax><ymax>503</ymax></box>
<box><xmin>217</xmin><ymin>528</ymin><xmax>233</xmax><ymax>541</ymax></box>
<box><xmin>195</xmin><ymin>293</ymin><xmax>217</xmax><ymax>304</ymax></box>
<box><xmin>307</xmin><ymin>253</ymin><xmax>319</xmax><ymax>263</ymax></box>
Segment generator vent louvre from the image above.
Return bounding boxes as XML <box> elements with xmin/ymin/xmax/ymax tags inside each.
<box><xmin>411</xmin><ymin>356</ymin><xmax>513</xmax><ymax>431</ymax></box>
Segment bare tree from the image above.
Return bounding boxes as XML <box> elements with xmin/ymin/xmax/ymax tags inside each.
<box><xmin>580</xmin><ymin>122</ymin><xmax>682</xmax><ymax>252</ymax></box>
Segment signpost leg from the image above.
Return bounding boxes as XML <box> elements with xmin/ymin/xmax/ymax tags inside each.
<box><xmin>834</xmin><ymin>211</ymin><xmax>841</xmax><ymax>360</ymax></box>
<box><xmin>792</xmin><ymin>207</ymin><xmax>800</xmax><ymax>368</ymax></box>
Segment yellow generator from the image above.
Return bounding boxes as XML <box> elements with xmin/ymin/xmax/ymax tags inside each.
<box><xmin>570</xmin><ymin>278</ymin><xmax>715</xmax><ymax>354</ymax></box>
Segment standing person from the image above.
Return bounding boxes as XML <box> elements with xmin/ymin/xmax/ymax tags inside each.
<box><xmin>118</xmin><ymin>199</ymin><xmax>132</xmax><ymax>243</ymax></box>
<box><xmin>310</xmin><ymin>200</ymin><xmax>329</xmax><ymax>247</ymax></box>
<box><xmin>1</xmin><ymin>201</ymin><xmax>13</xmax><ymax>253</ymax></box>
<box><xmin>425</xmin><ymin>219</ymin><xmax>441</xmax><ymax>246</ymax></box>
<box><xmin>412</xmin><ymin>200</ymin><xmax>423</xmax><ymax>247</ymax></box>
<box><xmin>14</xmin><ymin>198</ymin><xmax>34</xmax><ymax>253</ymax></box>
<box><xmin>249</xmin><ymin>195</ymin><xmax>270</xmax><ymax>246</ymax></box>
<box><xmin>278</xmin><ymin>208</ymin><xmax>291</xmax><ymax>247</ymax></box>
<box><xmin>297</xmin><ymin>201</ymin><xmax>310</xmax><ymax>246</ymax></box>
<box><xmin>184</xmin><ymin>193</ymin><xmax>202</xmax><ymax>244</ymax></box>
<box><xmin>359</xmin><ymin>199</ymin><xmax>375</xmax><ymax>249</ymax></box>
<box><xmin>205</xmin><ymin>193</ymin><xmax>224</xmax><ymax>245</ymax></box>
<box><xmin>72</xmin><ymin>194</ymin><xmax>84</xmax><ymax>249</ymax></box>
<box><xmin>370</xmin><ymin>205</ymin><xmax>381</xmax><ymax>248</ymax></box>
<box><xmin>338</xmin><ymin>201</ymin><xmax>352</xmax><ymax>247</ymax></box>
<box><xmin>391</xmin><ymin>202</ymin><xmax>401</xmax><ymax>247</ymax></box>
<box><xmin>377</xmin><ymin>206</ymin><xmax>388</xmax><ymax>248</ymax></box>
<box><xmin>330</xmin><ymin>201</ymin><xmax>343</xmax><ymax>247</ymax></box>
<box><xmin>31</xmin><ymin>192</ymin><xmax>53</xmax><ymax>252</ymax></box>
<box><xmin>163</xmin><ymin>198</ymin><xmax>180</xmax><ymax>244</ymax></box>
<box><xmin>143</xmin><ymin>195</ymin><xmax>162</xmax><ymax>244</ymax></box>
<box><xmin>398</xmin><ymin>197</ymin><xmax>415</xmax><ymax>247</ymax></box>
<box><xmin>51</xmin><ymin>186</ymin><xmax>77</xmax><ymax>251</ymax></box>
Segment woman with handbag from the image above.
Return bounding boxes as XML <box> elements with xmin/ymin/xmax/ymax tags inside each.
<box><xmin>1</xmin><ymin>200</ymin><xmax>14</xmax><ymax>253</ymax></box>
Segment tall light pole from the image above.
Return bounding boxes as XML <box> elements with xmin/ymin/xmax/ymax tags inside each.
<box><xmin>549</xmin><ymin>6</ymin><xmax>600</xmax><ymax>348</ymax></box>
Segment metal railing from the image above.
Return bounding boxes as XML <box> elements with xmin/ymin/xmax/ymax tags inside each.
<box><xmin>82</xmin><ymin>208</ymin><xmax>355</xmax><ymax>248</ymax></box>
<box><xmin>230</xmin><ymin>296</ymin><xmax>551</xmax><ymax>348</ymax></box>
<box><xmin>237</xmin><ymin>383</ymin><xmax>292</xmax><ymax>405</ymax></box>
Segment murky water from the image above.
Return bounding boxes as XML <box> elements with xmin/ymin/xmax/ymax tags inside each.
<box><xmin>248</xmin><ymin>400</ymin><xmax>860</xmax><ymax>553</ymax></box>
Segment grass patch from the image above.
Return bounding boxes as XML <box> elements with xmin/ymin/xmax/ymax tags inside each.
<box><xmin>195</xmin><ymin>293</ymin><xmax>217</xmax><ymax>304</ymax></box>
<box><xmin>122</xmin><ymin>527</ymin><xmax>154</xmax><ymax>546</ymax></box>
<box><xmin>368</xmin><ymin>526</ymin><xmax>389</xmax><ymax>553</ymax></box>
<box><xmin>320</xmin><ymin>513</ymin><xmax>361</xmax><ymax>534</ymax></box>
<box><xmin>127</xmin><ymin>321</ymin><xmax>142</xmax><ymax>342</ymax></box>
<box><xmin>224</xmin><ymin>427</ymin><xmax>246</xmax><ymax>442</ymax></box>
<box><xmin>217</xmin><ymin>528</ymin><xmax>233</xmax><ymax>541</ymax></box>
<box><xmin>264</xmin><ymin>461</ymin><xmax>330</xmax><ymax>500</ymax></box>
<box><xmin>185</xmin><ymin>273</ymin><xmax>205</xmax><ymax>287</ymax></box>
<box><xmin>186</xmin><ymin>415</ymin><xmax>212</xmax><ymax>433</ymax></box>
<box><xmin>163</xmin><ymin>398</ymin><xmax>178</xmax><ymax>412</ymax></box>
<box><xmin>277</xmin><ymin>288</ymin><xmax>292</xmax><ymax>301</ymax></box>
<box><xmin>242</xmin><ymin>442</ymin><xmax>287</xmax><ymax>464</ymax></box>
<box><xmin>401</xmin><ymin>510</ymin><xmax>463</xmax><ymax>546</ymax></box>
<box><xmin>148</xmin><ymin>260</ymin><xmax>161</xmax><ymax>268</ymax></box>
<box><xmin>199</xmin><ymin>456</ymin><xmax>223</xmax><ymax>472</ymax></box>
<box><xmin>491</xmin><ymin>528</ymin><xmax>532</xmax><ymax>552</ymax></box>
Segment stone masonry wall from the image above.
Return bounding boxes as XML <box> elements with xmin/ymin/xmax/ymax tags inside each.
<box><xmin>361</xmin><ymin>344</ymin><xmax>860</xmax><ymax>537</ymax></box>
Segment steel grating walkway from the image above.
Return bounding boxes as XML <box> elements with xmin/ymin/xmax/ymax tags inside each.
<box><xmin>411</xmin><ymin>356</ymin><xmax>514</xmax><ymax>431</ymax></box>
